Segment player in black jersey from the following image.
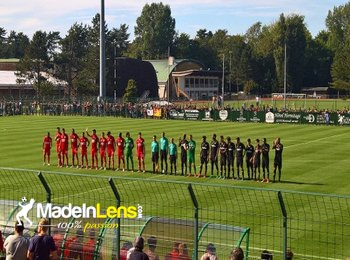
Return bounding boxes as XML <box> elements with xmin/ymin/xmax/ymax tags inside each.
<box><xmin>272</xmin><ymin>137</ymin><xmax>283</xmax><ymax>182</ymax></box>
<box><xmin>261</xmin><ymin>138</ymin><xmax>270</xmax><ymax>182</ymax></box>
<box><xmin>245</xmin><ymin>138</ymin><xmax>254</xmax><ymax>180</ymax></box>
<box><xmin>219</xmin><ymin>136</ymin><xmax>228</xmax><ymax>179</ymax></box>
<box><xmin>236</xmin><ymin>137</ymin><xmax>245</xmax><ymax>180</ymax></box>
<box><xmin>210</xmin><ymin>134</ymin><xmax>219</xmax><ymax>177</ymax></box>
<box><xmin>199</xmin><ymin>136</ymin><xmax>210</xmax><ymax>177</ymax></box>
<box><xmin>226</xmin><ymin>137</ymin><xmax>235</xmax><ymax>179</ymax></box>
<box><xmin>178</xmin><ymin>134</ymin><xmax>189</xmax><ymax>176</ymax></box>
<box><xmin>253</xmin><ymin>139</ymin><xmax>262</xmax><ymax>181</ymax></box>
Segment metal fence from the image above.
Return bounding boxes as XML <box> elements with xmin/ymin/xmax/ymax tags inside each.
<box><xmin>0</xmin><ymin>168</ymin><xmax>349</xmax><ymax>260</ymax></box>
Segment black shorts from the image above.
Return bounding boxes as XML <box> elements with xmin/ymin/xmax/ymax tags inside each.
<box><xmin>200</xmin><ymin>156</ymin><xmax>208</xmax><ymax>164</ymax></box>
<box><xmin>274</xmin><ymin>160</ymin><xmax>282</xmax><ymax>169</ymax></box>
<box><xmin>262</xmin><ymin>156</ymin><xmax>269</xmax><ymax>168</ymax></box>
<box><xmin>236</xmin><ymin>157</ymin><xmax>243</xmax><ymax>167</ymax></box>
<box><xmin>227</xmin><ymin>156</ymin><xmax>234</xmax><ymax>164</ymax></box>
<box><xmin>181</xmin><ymin>153</ymin><xmax>187</xmax><ymax>163</ymax></box>
<box><xmin>160</xmin><ymin>150</ymin><xmax>167</xmax><ymax>161</ymax></box>
<box><xmin>220</xmin><ymin>155</ymin><xmax>227</xmax><ymax>164</ymax></box>
<box><xmin>170</xmin><ymin>155</ymin><xmax>176</xmax><ymax>164</ymax></box>
<box><xmin>152</xmin><ymin>152</ymin><xmax>159</xmax><ymax>163</ymax></box>
<box><xmin>211</xmin><ymin>156</ymin><xmax>218</xmax><ymax>163</ymax></box>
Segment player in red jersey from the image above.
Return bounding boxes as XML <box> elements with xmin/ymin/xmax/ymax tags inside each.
<box><xmin>86</xmin><ymin>129</ymin><xmax>99</xmax><ymax>170</ymax></box>
<box><xmin>106</xmin><ymin>131</ymin><xmax>116</xmax><ymax>170</ymax></box>
<box><xmin>42</xmin><ymin>132</ymin><xmax>52</xmax><ymax>165</ymax></box>
<box><xmin>54</xmin><ymin>127</ymin><xmax>62</xmax><ymax>166</ymax></box>
<box><xmin>60</xmin><ymin>128</ymin><xmax>69</xmax><ymax>167</ymax></box>
<box><xmin>80</xmin><ymin>132</ymin><xmax>90</xmax><ymax>168</ymax></box>
<box><xmin>116</xmin><ymin>132</ymin><xmax>126</xmax><ymax>171</ymax></box>
<box><xmin>99</xmin><ymin>132</ymin><xmax>107</xmax><ymax>170</ymax></box>
<box><xmin>136</xmin><ymin>132</ymin><xmax>146</xmax><ymax>172</ymax></box>
<box><xmin>70</xmin><ymin>129</ymin><xmax>79</xmax><ymax>168</ymax></box>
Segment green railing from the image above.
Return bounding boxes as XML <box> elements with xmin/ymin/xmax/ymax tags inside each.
<box><xmin>1</xmin><ymin>167</ymin><xmax>350</xmax><ymax>260</ymax></box>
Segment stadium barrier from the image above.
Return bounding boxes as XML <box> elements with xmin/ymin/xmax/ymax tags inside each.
<box><xmin>1</xmin><ymin>99</ymin><xmax>350</xmax><ymax>126</ymax></box>
<box><xmin>0</xmin><ymin>167</ymin><xmax>350</xmax><ymax>260</ymax></box>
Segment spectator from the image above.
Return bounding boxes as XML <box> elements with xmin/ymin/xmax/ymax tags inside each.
<box><xmin>128</xmin><ymin>236</ymin><xmax>149</xmax><ymax>260</ymax></box>
<box><xmin>27</xmin><ymin>218</ymin><xmax>57</xmax><ymax>260</ymax></box>
<box><xmin>286</xmin><ymin>250</ymin><xmax>293</xmax><ymax>260</ymax></box>
<box><xmin>83</xmin><ymin>230</ymin><xmax>97</xmax><ymax>260</ymax></box>
<box><xmin>230</xmin><ymin>247</ymin><xmax>244</xmax><ymax>260</ymax></box>
<box><xmin>178</xmin><ymin>243</ymin><xmax>190</xmax><ymax>260</ymax></box>
<box><xmin>200</xmin><ymin>243</ymin><xmax>218</xmax><ymax>260</ymax></box>
<box><xmin>261</xmin><ymin>250</ymin><xmax>273</xmax><ymax>259</ymax></box>
<box><xmin>52</xmin><ymin>228</ymin><xmax>64</xmax><ymax>258</ymax></box>
<box><xmin>120</xmin><ymin>241</ymin><xmax>133</xmax><ymax>260</ymax></box>
<box><xmin>145</xmin><ymin>236</ymin><xmax>159</xmax><ymax>260</ymax></box>
<box><xmin>165</xmin><ymin>242</ymin><xmax>179</xmax><ymax>260</ymax></box>
<box><xmin>63</xmin><ymin>229</ymin><xmax>84</xmax><ymax>259</ymax></box>
<box><xmin>4</xmin><ymin>221</ymin><xmax>29</xmax><ymax>260</ymax></box>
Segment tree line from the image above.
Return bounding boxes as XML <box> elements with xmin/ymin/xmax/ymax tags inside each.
<box><xmin>0</xmin><ymin>2</ymin><xmax>349</xmax><ymax>98</ymax></box>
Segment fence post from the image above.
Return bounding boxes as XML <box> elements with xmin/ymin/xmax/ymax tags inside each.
<box><xmin>37</xmin><ymin>172</ymin><xmax>52</xmax><ymax>234</ymax></box>
<box><xmin>278</xmin><ymin>191</ymin><xmax>287</xmax><ymax>260</ymax></box>
<box><xmin>188</xmin><ymin>184</ymin><xmax>199</xmax><ymax>260</ymax></box>
<box><xmin>109</xmin><ymin>178</ymin><xmax>121</xmax><ymax>260</ymax></box>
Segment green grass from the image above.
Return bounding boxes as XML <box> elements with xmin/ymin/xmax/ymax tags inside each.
<box><xmin>0</xmin><ymin>115</ymin><xmax>349</xmax><ymax>194</ymax></box>
<box><xmin>1</xmin><ymin>116</ymin><xmax>350</xmax><ymax>259</ymax></box>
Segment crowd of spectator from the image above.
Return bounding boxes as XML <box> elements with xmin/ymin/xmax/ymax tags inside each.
<box><xmin>1</xmin><ymin>98</ymin><xmax>349</xmax><ymax>118</ymax></box>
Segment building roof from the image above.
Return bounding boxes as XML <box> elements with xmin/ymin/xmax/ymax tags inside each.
<box><xmin>0</xmin><ymin>70</ymin><xmax>67</xmax><ymax>87</ymax></box>
<box><xmin>146</xmin><ymin>59</ymin><xmax>205</xmax><ymax>83</ymax></box>
<box><xmin>0</xmin><ymin>58</ymin><xmax>20</xmax><ymax>63</ymax></box>
<box><xmin>172</xmin><ymin>69</ymin><xmax>221</xmax><ymax>77</ymax></box>
<box><xmin>301</xmin><ymin>87</ymin><xmax>329</xmax><ymax>92</ymax></box>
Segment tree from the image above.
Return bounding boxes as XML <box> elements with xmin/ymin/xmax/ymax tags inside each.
<box><xmin>16</xmin><ymin>30</ymin><xmax>61</xmax><ymax>98</ymax></box>
<box><xmin>326</xmin><ymin>2</ymin><xmax>350</xmax><ymax>51</ymax></box>
<box><xmin>331</xmin><ymin>37</ymin><xmax>350</xmax><ymax>91</ymax></box>
<box><xmin>0</xmin><ymin>27</ymin><xmax>7</xmax><ymax>57</ymax></box>
<box><xmin>54</xmin><ymin>23</ymin><xmax>89</xmax><ymax>98</ymax></box>
<box><xmin>134</xmin><ymin>2</ymin><xmax>175</xmax><ymax>59</ymax></box>
<box><xmin>5</xmin><ymin>31</ymin><xmax>30</xmax><ymax>58</ymax></box>
<box><xmin>123</xmin><ymin>79</ymin><xmax>137</xmax><ymax>102</ymax></box>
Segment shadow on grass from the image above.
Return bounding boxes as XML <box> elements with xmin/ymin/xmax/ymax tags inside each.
<box><xmin>279</xmin><ymin>180</ymin><xmax>324</xmax><ymax>185</ymax></box>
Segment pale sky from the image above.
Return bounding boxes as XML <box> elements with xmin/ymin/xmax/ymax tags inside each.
<box><xmin>0</xmin><ymin>0</ymin><xmax>348</xmax><ymax>39</ymax></box>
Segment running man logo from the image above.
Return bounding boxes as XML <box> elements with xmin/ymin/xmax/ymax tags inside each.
<box><xmin>16</xmin><ymin>197</ymin><xmax>35</xmax><ymax>227</ymax></box>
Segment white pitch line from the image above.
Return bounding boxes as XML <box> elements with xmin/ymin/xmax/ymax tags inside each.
<box><xmin>285</xmin><ymin>132</ymin><xmax>348</xmax><ymax>149</ymax></box>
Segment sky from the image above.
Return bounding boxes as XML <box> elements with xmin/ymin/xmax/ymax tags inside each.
<box><xmin>0</xmin><ymin>0</ymin><xmax>348</xmax><ymax>39</ymax></box>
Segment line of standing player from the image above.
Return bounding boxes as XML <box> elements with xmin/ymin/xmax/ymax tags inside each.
<box><xmin>43</xmin><ymin>128</ymin><xmax>146</xmax><ymax>172</ymax></box>
<box><xmin>42</xmin><ymin>129</ymin><xmax>283</xmax><ymax>182</ymax></box>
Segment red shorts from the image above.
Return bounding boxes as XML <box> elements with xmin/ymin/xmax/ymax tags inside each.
<box><xmin>108</xmin><ymin>149</ymin><xmax>114</xmax><ymax>157</ymax></box>
<box><xmin>100</xmin><ymin>151</ymin><xmax>106</xmax><ymax>158</ymax></box>
<box><xmin>137</xmin><ymin>153</ymin><xmax>145</xmax><ymax>161</ymax></box>
<box><xmin>91</xmin><ymin>149</ymin><xmax>97</xmax><ymax>157</ymax></box>
<box><xmin>118</xmin><ymin>150</ymin><xmax>124</xmax><ymax>158</ymax></box>
<box><xmin>81</xmin><ymin>150</ymin><xmax>87</xmax><ymax>156</ymax></box>
<box><xmin>60</xmin><ymin>149</ymin><xmax>67</xmax><ymax>155</ymax></box>
<box><xmin>44</xmin><ymin>149</ymin><xmax>50</xmax><ymax>156</ymax></box>
<box><xmin>71</xmin><ymin>147</ymin><xmax>78</xmax><ymax>155</ymax></box>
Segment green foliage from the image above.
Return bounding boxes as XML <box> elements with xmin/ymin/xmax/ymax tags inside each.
<box><xmin>123</xmin><ymin>79</ymin><xmax>137</xmax><ymax>103</ymax></box>
<box><xmin>134</xmin><ymin>2</ymin><xmax>175</xmax><ymax>59</ymax></box>
<box><xmin>326</xmin><ymin>2</ymin><xmax>350</xmax><ymax>51</ymax></box>
<box><xmin>331</xmin><ymin>38</ymin><xmax>350</xmax><ymax>91</ymax></box>
<box><xmin>16</xmin><ymin>31</ymin><xmax>61</xmax><ymax>98</ymax></box>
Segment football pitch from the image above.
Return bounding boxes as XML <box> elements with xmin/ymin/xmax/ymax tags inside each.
<box><xmin>1</xmin><ymin>115</ymin><xmax>350</xmax><ymax>259</ymax></box>
<box><xmin>0</xmin><ymin>115</ymin><xmax>349</xmax><ymax>195</ymax></box>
